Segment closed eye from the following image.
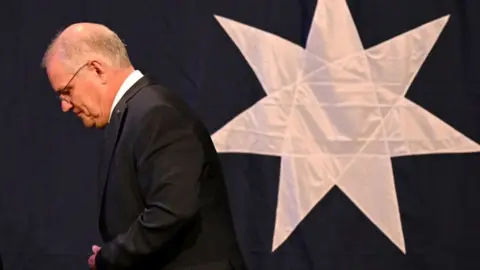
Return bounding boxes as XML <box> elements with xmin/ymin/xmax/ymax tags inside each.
<box><xmin>58</xmin><ymin>86</ymin><xmax>72</xmax><ymax>95</ymax></box>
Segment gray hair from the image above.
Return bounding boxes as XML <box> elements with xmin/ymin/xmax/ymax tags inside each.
<box><xmin>42</xmin><ymin>23</ymin><xmax>132</xmax><ymax>71</ymax></box>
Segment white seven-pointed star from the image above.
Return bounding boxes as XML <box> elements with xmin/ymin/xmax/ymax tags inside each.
<box><xmin>212</xmin><ymin>0</ymin><xmax>480</xmax><ymax>254</ymax></box>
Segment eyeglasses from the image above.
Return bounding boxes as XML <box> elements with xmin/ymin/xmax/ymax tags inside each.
<box><xmin>57</xmin><ymin>62</ymin><xmax>89</xmax><ymax>104</ymax></box>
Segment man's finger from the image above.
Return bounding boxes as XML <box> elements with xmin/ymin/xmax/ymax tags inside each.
<box><xmin>92</xmin><ymin>245</ymin><xmax>101</xmax><ymax>253</ymax></box>
<box><xmin>88</xmin><ymin>255</ymin><xmax>95</xmax><ymax>266</ymax></box>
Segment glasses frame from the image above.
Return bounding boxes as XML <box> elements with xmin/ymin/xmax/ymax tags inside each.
<box><xmin>57</xmin><ymin>62</ymin><xmax>90</xmax><ymax>104</ymax></box>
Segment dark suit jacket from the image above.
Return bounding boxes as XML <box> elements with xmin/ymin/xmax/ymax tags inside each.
<box><xmin>95</xmin><ymin>76</ymin><xmax>245</xmax><ymax>270</ymax></box>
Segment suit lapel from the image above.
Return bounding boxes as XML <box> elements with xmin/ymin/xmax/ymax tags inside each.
<box><xmin>98</xmin><ymin>75</ymin><xmax>152</xmax><ymax>214</ymax></box>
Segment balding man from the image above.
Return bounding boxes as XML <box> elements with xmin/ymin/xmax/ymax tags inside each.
<box><xmin>42</xmin><ymin>23</ymin><xmax>245</xmax><ymax>270</ymax></box>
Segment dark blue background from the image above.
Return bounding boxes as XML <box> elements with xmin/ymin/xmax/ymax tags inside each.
<box><xmin>0</xmin><ymin>0</ymin><xmax>479</xmax><ymax>269</ymax></box>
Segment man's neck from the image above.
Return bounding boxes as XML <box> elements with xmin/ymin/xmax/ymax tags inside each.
<box><xmin>110</xmin><ymin>66</ymin><xmax>135</xmax><ymax>98</ymax></box>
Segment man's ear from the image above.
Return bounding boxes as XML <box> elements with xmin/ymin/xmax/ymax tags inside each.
<box><xmin>90</xmin><ymin>60</ymin><xmax>107</xmax><ymax>84</ymax></box>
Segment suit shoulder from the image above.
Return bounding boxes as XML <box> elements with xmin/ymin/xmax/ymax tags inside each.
<box><xmin>125</xmin><ymin>83</ymin><xmax>201</xmax><ymax>136</ymax></box>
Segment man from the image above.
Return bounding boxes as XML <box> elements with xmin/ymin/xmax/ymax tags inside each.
<box><xmin>42</xmin><ymin>22</ymin><xmax>245</xmax><ymax>270</ymax></box>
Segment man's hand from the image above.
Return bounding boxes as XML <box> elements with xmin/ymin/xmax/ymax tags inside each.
<box><xmin>88</xmin><ymin>245</ymin><xmax>101</xmax><ymax>269</ymax></box>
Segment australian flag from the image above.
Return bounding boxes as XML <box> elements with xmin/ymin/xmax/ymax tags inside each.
<box><xmin>179</xmin><ymin>1</ymin><xmax>480</xmax><ymax>269</ymax></box>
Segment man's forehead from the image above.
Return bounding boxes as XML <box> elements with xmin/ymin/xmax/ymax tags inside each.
<box><xmin>46</xmin><ymin>58</ymin><xmax>70</xmax><ymax>92</ymax></box>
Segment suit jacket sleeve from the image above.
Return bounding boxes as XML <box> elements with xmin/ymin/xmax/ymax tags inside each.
<box><xmin>96</xmin><ymin>105</ymin><xmax>204</xmax><ymax>269</ymax></box>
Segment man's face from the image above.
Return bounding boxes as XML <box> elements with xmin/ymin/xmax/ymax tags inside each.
<box><xmin>46</xmin><ymin>57</ymin><xmax>110</xmax><ymax>128</ymax></box>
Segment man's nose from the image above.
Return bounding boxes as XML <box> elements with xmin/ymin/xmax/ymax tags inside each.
<box><xmin>61</xmin><ymin>100</ymin><xmax>73</xmax><ymax>112</ymax></box>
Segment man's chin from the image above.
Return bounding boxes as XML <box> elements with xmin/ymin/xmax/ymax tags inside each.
<box><xmin>80</xmin><ymin>117</ymin><xmax>95</xmax><ymax>128</ymax></box>
<box><xmin>82</xmin><ymin>122</ymin><xmax>95</xmax><ymax>128</ymax></box>
<box><xmin>81</xmin><ymin>118</ymin><xmax>108</xmax><ymax>129</ymax></box>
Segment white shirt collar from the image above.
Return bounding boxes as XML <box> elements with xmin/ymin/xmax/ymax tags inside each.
<box><xmin>109</xmin><ymin>70</ymin><xmax>144</xmax><ymax>121</ymax></box>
